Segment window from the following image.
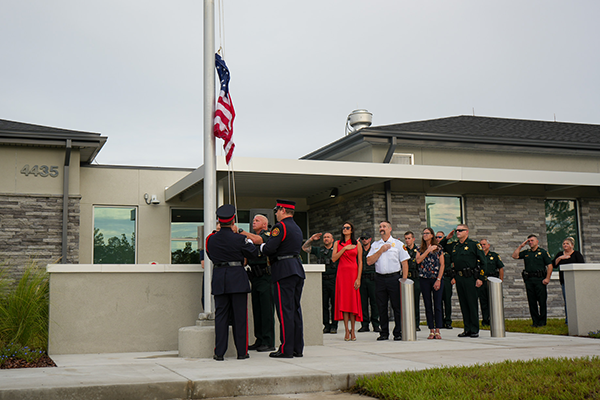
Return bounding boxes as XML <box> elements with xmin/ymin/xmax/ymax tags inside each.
<box><xmin>425</xmin><ymin>196</ymin><xmax>463</xmax><ymax>236</ymax></box>
<box><xmin>93</xmin><ymin>206</ymin><xmax>137</xmax><ymax>264</ymax></box>
<box><xmin>171</xmin><ymin>209</ymin><xmax>203</xmax><ymax>264</ymax></box>
<box><xmin>170</xmin><ymin>209</ymin><xmax>252</xmax><ymax>264</ymax></box>
<box><xmin>545</xmin><ymin>200</ymin><xmax>579</xmax><ymax>257</ymax></box>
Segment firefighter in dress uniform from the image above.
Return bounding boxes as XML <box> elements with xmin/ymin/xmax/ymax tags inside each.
<box><xmin>206</xmin><ymin>204</ymin><xmax>258</xmax><ymax>361</ymax></box>
<box><xmin>260</xmin><ymin>199</ymin><xmax>305</xmax><ymax>358</ymax></box>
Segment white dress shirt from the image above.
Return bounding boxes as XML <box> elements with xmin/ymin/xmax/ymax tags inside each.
<box><xmin>367</xmin><ymin>237</ymin><xmax>411</xmax><ymax>274</ymax></box>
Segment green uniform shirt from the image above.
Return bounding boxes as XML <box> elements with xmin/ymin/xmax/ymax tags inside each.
<box><xmin>484</xmin><ymin>251</ymin><xmax>504</xmax><ymax>277</ymax></box>
<box><xmin>518</xmin><ymin>247</ymin><xmax>552</xmax><ymax>272</ymax></box>
<box><xmin>247</xmin><ymin>230</ymin><xmax>270</xmax><ymax>266</ymax></box>
<box><xmin>403</xmin><ymin>244</ymin><xmax>418</xmax><ymax>272</ymax></box>
<box><xmin>439</xmin><ymin>237</ymin><xmax>454</xmax><ymax>275</ymax></box>
<box><xmin>450</xmin><ymin>237</ymin><xmax>487</xmax><ymax>276</ymax></box>
<box><xmin>361</xmin><ymin>244</ymin><xmax>375</xmax><ymax>273</ymax></box>
<box><xmin>311</xmin><ymin>246</ymin><xmax>337</xmax><ymax>275</ymax></box>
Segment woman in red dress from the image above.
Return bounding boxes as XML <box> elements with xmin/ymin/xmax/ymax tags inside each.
<box><xmin>332</xmin><ymin>221</ymin><xmax>363</xmax><ymax>341</ymax></box>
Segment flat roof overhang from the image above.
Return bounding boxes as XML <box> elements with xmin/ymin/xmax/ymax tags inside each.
<box><xmin>165</xmin><ymin>157</ymin><xmax>600</xmax><ymax>205</ymax></box>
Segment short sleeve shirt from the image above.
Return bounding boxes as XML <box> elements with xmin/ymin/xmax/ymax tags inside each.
<box><xmin>518</xmin><ymin>247</ymin><xmax>552</xmax><ymax>272</ymax></box>
<box><xmin>367</xmin><ymin>237</ymin><xmax>410</xmax><ymax>274</ymax></box>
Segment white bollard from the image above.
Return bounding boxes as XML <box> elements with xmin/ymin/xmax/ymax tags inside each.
<box><xmin>488</xmin><ymin>277</ymin><xmax>505</xmax><ymax>337</ymax></box>
<box><xmin>400</xmin><ymin>278</ymin><xmax>416</xmax><ymax>341</ymax></box>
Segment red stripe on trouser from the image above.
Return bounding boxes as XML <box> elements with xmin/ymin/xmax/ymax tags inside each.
<box><xmin>277</xmin><ymin>281</ymin><xmax>286</xmax><ymax>352</ymax></box>
<box><xmin>245</xmin><ymin>299</ymin><xmax>249</xmax><ymax>353</ymax></box>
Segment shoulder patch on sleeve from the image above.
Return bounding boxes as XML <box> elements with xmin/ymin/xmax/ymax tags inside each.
<box><xmin>477</xmin><ymin>243</ymin><xmax>483</xmax><ymax>250</ymax></box>
<box><xmin>271</xmin><ymin>227</ymin><xmax>280</xmax><ymax>237</ymax></box>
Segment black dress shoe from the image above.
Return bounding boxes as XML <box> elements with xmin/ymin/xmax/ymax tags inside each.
<box><xmin>323</xmin><ymin>327</ymin><xmax>330</xmax><ymax>333</ymax></box>
<box><xmin>469</xmin><ymin>333</ymin><xmax>479</xmax><ymax>338</ymax></box>
<box><xmin>444</xmin><ymin>324</ymin><xmax>453</xmax><ymax>329</ymax></box>
<box><xmin>416</xmin><ymin>326</ymin><xmax>421</xmax><ymax>331</ymax></box>
<box><xmin>376</xmin><ymin>335</ymin><xmax>389</xmax><ymax>341</ymax></box>
<box><xmin>357</xmin><ymin>326</ymin><xmax>370</xmax><ymax>333</ymax></box>
<box><xmin>457</xmin><ymin>331</ymin><xmax>471</xmax><ymax>337</ymax></box>
<box><xmin>373</xmin><ymin>326</ymin><xmax>382</xmax><ymax>333</ymax></box>
<box><xmin>237</xmin><ymin>354</ymin><xmax>250</xmax><ymax>359</ymax></box>
<box><xmin>269</xmin><ymin>350</ymin><xmax>293</xmax><ymax>358</ymax></box>
<box><xmin>256</xmin><ymin>345</ymin><xmax>275</xmax><ymax>352</ymax></box>
<box><xmin>248</xmin><ymin>343</ymin><xmax>261</xmax><ymax>351</ymax></box>
<box><xmin>330</xmin><ymin>328</ymin><xmax>338</xmax><ymax>334</ymax></box>
<box><xmin>213</xmin><ymin>355</ymin><xmax>224</xmax><ymax>361</ymax></box>
<box><xmin>393</xmin><ymin>335</ymin><xmax>402</xmax><ymax>341</ymax></box>
<box><xmin>293</xmin><ymin>351</ymin><xmax>303</xmax><ymax>357</ymax></box>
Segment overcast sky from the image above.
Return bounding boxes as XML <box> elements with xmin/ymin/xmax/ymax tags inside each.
<box><xmin>2</xmin><ymin>1</ymin><xmax>598</xmax><ymax>168</ymax></box>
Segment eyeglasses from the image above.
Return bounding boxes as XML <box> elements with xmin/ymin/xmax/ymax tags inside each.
<box><xmin>455</xmin><ymin>229</ymin><xmax>467</xmax><ymax>232</ymax></box>
<box><xmin>422</xmin><ymin>232</ymin><xmax>431</xmax><ymax>235</ymax></box>
<box><xmin>342</xmin><ymin>226</ymin><xmax>351</xmax><ymax>230</ymax></box>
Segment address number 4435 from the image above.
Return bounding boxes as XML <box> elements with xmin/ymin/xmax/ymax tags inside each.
<box><xmin>20</xmin><ymin>165</ymin><xmax>59</xmax><ymax>178</ymax></box>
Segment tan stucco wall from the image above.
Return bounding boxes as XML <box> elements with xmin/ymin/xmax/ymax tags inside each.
<box><xmin>0</xmin><ymin>146</ymin><xmax>81</xmax><ymax>195</ymax></box>
<box><xmin>367</xmin><ymin>144</ymin><xmax>600</xmax><ymax>173</ymax></box>
<box><xmin>79</xmin><ymin>166</ymin><xmax>196</xmax><ymax>264</ymax></box>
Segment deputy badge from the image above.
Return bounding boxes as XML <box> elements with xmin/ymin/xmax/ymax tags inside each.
<box><xmin>465</xmin><ymin>246</ymin><xmax>469</xmax><ymax>250</ymax></box>
<box><xmin>490</xmin><ymin>256</ymin><xmax>494</xmax><ymax>260</ymax></box>
<box><xmin>272</xmin><ymin>227</ymin><xmax>280</xmax><ymax>237</ymax></box>
<box><xmin>392</xmin><ymin>242</ymin><xmax>396</xmax><ymax>247</ymax></box>
<box><xmin>538</xmin><ymin>252</ymin><xmax>542</xmax><ymax>256</ymax></box>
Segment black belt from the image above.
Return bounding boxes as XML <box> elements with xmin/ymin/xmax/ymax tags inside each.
<box><xmin>456</xmin><ymin>269</ymin><xmax>474</xmax><ymax>278</ymax></box>
<box><xmin>214</xmin><ymin>261</ymin><xmax>243</xmax><ymax>268</ymax></box>
<box><xmin>522</xmin><ymin>270</ymin><xmax>545</xmax><ymax>278</ymax></box>
<box><xmin>407</xmin><ymin>270</ymin><xmax>418</xmax><ymax>279</ymax></box>
<box><xmin>276</xmin><ymin>254</ymin><xmax>301</xmax><ymax>261</ymax></box>
<box><xmin>322</xmin><ymin>274</ymin><xmax>336</xmax><ymax>280</ymax></box>
<box><xmin>376</xmin><ymin>271</ymin><xmax>400</xmax><ymax>277</ymax></box>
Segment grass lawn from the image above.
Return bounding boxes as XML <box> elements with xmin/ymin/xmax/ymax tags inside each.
<box><xmin>352</xmin><ymin>357</ymin><xmax>600</xmax><ymax>400</ymax></box>
<box><xmin>354</xmin><ymin>319</ymin><xmax>595</xmax><ymax>399</ymax></box>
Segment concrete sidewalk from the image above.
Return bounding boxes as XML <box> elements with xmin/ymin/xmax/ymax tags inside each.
<box><xmin>1</xmin><ymin>329</ymin><xmax>599</xmax><ymax>400</ymax></box>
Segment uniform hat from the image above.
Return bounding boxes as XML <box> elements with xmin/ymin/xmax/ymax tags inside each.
<box><xmin>216</xmin><ymin>204</ymin><xmax>236</xmax><ymax>223</ymax></box>
<box><xmin>360</xmin><ymin>231</ymin><xmax>372</xmax><ymax>239</ymax></box>
<box><xmin>274</xmin><ymin>199</ymin><xmax>296</xmax><ymax>210</ymax></box>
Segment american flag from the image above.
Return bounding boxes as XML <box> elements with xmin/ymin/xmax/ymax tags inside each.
<box><xmin>213</xmin><ymin>53</ymin><xmax>235</xmax><ymax>164</ymax></box>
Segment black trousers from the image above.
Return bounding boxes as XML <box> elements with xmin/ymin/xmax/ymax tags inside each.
<box><xmin>375</xmin><ymin>272</ymin><xmax>401</xmax><ymax>338</ymax></box>
<box><xmin>360</xmin><ymin>275</ymin><xmax>380</xmax><ymax>329</ymax></box>
<box><xmin>214</xmin><ymin>292</ymin><xmax>248</xmax><ymax>357</ymax></box>
<box><xmin>420</xmin><ymin>277</ymin><xmax>444</xmax><ymax>329</ymax></box>
<box><xmin>441</xmin><ymin>276</ymin><xmax>453</xmax><ymax>325</ymax></box>
<box><xmin>477</xmin><ymin>282</ymin><xmax>490</xmax><ymax>326</ymax></box>
<box><xmin>455</xmin><ymin>275</ymin><xmax>479</xmax><ymax>334</ymax></box>
<box><xmin>274</xmin><ymin>275</ymin><xmax>304</xmax><ymax>356</ymax></box>
<box><xmin>525</xmin><ymin>277</ymin><xmax>547</xmax><ymax>326</ymax></box>
<box><xmin>250</xmin><ymin>274</ymin><xmax>275</xmax><ymax>347</ymax></box>
<box><xmin>322</xmin><ymin>277</ymin><xmax>337</xmax><ymax>329</ymax></box>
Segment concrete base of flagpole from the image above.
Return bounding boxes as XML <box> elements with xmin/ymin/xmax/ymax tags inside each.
<box><xmin>178</xmin><ymin>314</ymin><xmax>236</xmax><ymax>359</ymax></box>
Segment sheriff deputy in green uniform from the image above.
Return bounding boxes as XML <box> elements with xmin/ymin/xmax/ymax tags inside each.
<box><xmin>444</xmin><ymin>224</ymin><xmax>486</xmax><ymax>338</ymax></box>
<box><xmin>302</xmin><ymin>232</ymin><xmax>338</xmax><ymax>334</ymax></box>
<box><xmin>512</xmin><ymin>234</ymin><xmax>553</xmax><ymax>327</ymax></box>
<box><xmin>240</xmin><ymin>214</ymin><xmax>275</xmax><ymax>352</ymax></box>
<box><xmin>357</xmin><ymin>231</ymin><xmax>380</xmax><ymax>333</ymax></box>
<box><xmin>437</xmin><ymin>231</ymin><xmax>455</xmax><ymax>329</ymax></box>
<box><xmin>478</xmin><ymin>238</ymin><xmax>505</xmax><ymax>327</ymax></box>
<box><xmin>403</xmin><ymin>231</ymin><xmax>422</xmax><ymax>331</ymax></box>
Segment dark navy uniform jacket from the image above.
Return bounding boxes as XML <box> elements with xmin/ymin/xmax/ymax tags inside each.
<box><xmin>262</xmin><ymin>216</ymin><xmax>305</xmax><ymax>281</ymax></box>
<box><xmin>206</xmin><ymin>227</ymin><xmax>258</xmax><ymax>295</ymax></box>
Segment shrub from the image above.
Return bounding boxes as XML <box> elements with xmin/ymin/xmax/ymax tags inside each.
<box><xmin>589</xmin><ymin>330</ymin><xmax>600</xmax><ymax>339</ymax></box>
<box><xmin>0</xmin><ymin>342</ymin><xmax>44</xmax><ymax>366</ymax></box>
<box><xmin>0</xmin><ymin>260</ymin><xmax>50</xmax><ymax>350</ymax></box>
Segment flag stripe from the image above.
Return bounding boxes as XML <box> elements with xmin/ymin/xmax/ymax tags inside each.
<box><xmin>213</xmin><ymin>54</ymin><xmax>236</xmax><ymax>164</ymax></box>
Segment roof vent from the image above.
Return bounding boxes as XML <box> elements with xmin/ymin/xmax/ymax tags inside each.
<box><xmin>345</xmin><ymin>109</ymin><xmax>372</xmax><ymax>135</ymax></box>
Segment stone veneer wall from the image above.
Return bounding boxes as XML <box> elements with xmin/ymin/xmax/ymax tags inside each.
<box><xmin>580</xmin><ymin>198</ymin><xmax>600</xmax><ymax>263</ymax></box>
<box><xmin>0</xmin><ymin>194</ymin><xmax>80</xmax><ymax>283</ymax></box>
<box><xmin>307</xmin><ymin>190</ymin><xmax>582</xmax><ymax>321</ymax></box>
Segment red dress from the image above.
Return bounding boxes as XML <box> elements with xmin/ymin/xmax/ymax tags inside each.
<box><xmin>334</xmin><ymin>240</ymin><xmax>363</xmax><ymax>321</ymax></box>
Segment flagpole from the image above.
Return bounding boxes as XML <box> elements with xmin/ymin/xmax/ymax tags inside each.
<box><xmin>203</xmin><ymin>0</ymin><xmax>216</xmax><ymax>316</ymax></box>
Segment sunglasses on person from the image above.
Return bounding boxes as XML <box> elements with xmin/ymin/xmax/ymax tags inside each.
<box><xmin>436</xmin><ymin>235</ymin><xmax>443</xmax><ymax>239</ymax></box>
<box><xmin>455</xmin><ymin>229</ymin><xmax>467</xmax><ymax>232</ymax></box>
<box><xmin>342</xmin><ymin>226</ymin><xmax>352</xmax><ymax>230</ymax></box>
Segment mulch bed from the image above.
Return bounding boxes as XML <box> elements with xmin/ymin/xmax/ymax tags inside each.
<box><xmin>0</xmin><ymin>355</ymin><xmax>56</xmax><ymax>369</ymax></box>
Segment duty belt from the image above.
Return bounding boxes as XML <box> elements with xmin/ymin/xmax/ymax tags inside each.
<box><xmin>456</xmin><ymin>269</ymin><xmax>475</xmax><ymax>278</ymax></box>
<box><xmin>214</xmin><ymin>261</ymin><xmax>243</xmax><ymax>268</ymax></box>
<box><xmin>322</xmin><ymin>274</ymin><xmax>336</xmax><ymax>280</ymax></box>
<box><xmin>407</xmin><ymin>270</ymin><xmax>418</xmax><ymax>279</ymax></box>
<box><xmin>522</xmin><ymin>270</ymin><xmax>545</xmax><ymax>278</ymax></box>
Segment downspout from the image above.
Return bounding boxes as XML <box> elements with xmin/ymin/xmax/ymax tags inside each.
<box><xmin>383</xmin><ymin>137</ymin><xmax>396</xmax><ymax>224</ymax></box>
<box><xmin>61</xmin><ymin>139</ymin><xmax>71</xmax><ymax>263</ymax></box>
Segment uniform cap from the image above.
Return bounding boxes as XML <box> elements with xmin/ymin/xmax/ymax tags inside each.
<box><xmin>274</xmin><ymin>199</ymin><xmax>296</xmax><ymax>210</ymax></box>
<box><xmin>216</xmin><ymin>204</ymin><xmax>236</xmax><ymax>223</ymax></box>
<box><xmin>360</xmin><ymin>231</ymin><xmax>372</xmax><ymax>239</ymax></box>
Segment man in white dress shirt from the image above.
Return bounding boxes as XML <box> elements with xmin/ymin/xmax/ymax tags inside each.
<box><xmin>366</xmin><ymin>221</ymin><xmax>410</xmax><ymax>341</ymax></box>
